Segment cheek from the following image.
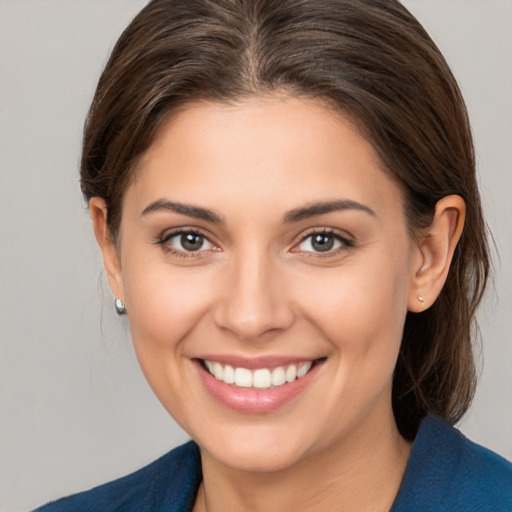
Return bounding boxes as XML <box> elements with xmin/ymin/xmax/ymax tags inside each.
<box><xmin>119</xmin><ymin>258</ymin><xmax>217</xmax><ymax>425</ymax></box>
<box><xmin>291</xmin><ymin>247</ymin><xmax>411</xmax><ymax>361</ymax></box>
<box><xmin>120</xmin><ymin>251</ymin><xmax>216</xmax><ymax>359</ymax></box>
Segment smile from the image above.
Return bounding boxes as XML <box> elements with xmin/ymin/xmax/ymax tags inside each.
<box><xmin>203</xmin><ymin>360</ymin><xmax>314</xmax><ymax>389</ymax></box>
<box><xmin>196</xmin><ymin>357</ymin><xmax>325</xmax><ymax>413</ymax></box>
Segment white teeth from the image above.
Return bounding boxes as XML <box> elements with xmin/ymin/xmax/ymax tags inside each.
<box><xmin>271</xmin><ymin>366</ymin><xmax>286</xmax><ymax>386</ymax></box>
<box><xmin>285</xmin><ymin>365</ymin><xmax>297</xmax><ymax>383</ymax></box>
<box><xmin>213</xmin><ymin>362</ymin><xmax>224</xmax><ymax>380</ymax></box>
<box><xmin>204</xmin><ymin>360</ymin><xmax>315</xmax><ymax>389</ymax></box>
<box><xmin>223</xmin><ymin>364</ymin><xmax>235</xmax><ymax>384</ymax></box>
<box><xmin>253</xmin><ymin>369</ymin><xmax>272</xmax><ymax>389</ymax></box>
<box><xmin>234</xmin><ymin>367</ymin><xmax>253</xmax><ymax>387</ymax></box>
<box><xmin>297</xmin><ymin>361</ymin><xmax>313</xmax><ymax>378</ymax></box>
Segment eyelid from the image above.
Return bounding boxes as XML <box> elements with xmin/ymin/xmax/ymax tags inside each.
<box><xmin>291</xmin><ymin>227</ymin><xmax>355</xmax><ymax>254</ymax></box>
<box><xmin>157</xmin><ymin>227</ymin><xmax>220</xmax><ymax>257</ymax></box>
<box><xmin>155</xmin><ymin>226</ymin><xmax>354</xmax><ymax>258</ymax></box>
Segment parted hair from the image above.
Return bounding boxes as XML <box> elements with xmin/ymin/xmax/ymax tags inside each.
<box><xmin>80</xmin><ymin>0</ymin><xmax>490</xmax><ymax>440</ymax></box>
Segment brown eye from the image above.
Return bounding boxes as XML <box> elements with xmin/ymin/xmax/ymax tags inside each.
<box><xmin>311</xmin><ymin>234</ymin><xmax>335</xmax><ymax>252</ymax></box>
<box><xmin>181</xmin><ymin>233</ymin><xmax>204</xmax><ymax>251</ymax></box>
<box><xmin>161</xmin><ymin>230</ymin><xmax>215</xmax><ymax>254</ymax></box>
<box><xmin>295</xmin><ymin>231</ymin><xmax>353</xmax><ymax>254</ymax></box>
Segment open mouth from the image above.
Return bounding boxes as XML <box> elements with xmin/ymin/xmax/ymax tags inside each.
<box><xmin>199</xmin><ymin>358</ymin><xmax>325</xmax><ymax>390</ymax></box>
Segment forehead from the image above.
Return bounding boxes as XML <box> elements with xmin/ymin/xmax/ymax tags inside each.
<box><xmin>126</xmin><ymin>95</ymin><xmax>404</xmax><ymax>221</ymax></box>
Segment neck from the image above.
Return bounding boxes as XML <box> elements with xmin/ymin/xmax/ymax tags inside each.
<box><xmin>194</xmin><ymin>407</ymin><xmax>412</xmax><ymax>512</ymax></box>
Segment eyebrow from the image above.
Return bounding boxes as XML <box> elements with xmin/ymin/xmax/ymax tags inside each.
<box><xmin>283</xmin><ymin>200</ymin><xmax>376</xmax><ymax>223</ymax></box>
<box><xmin>141</xmin><ymin>199</ymin><xmax>224</xmax><ymax>224</ymax></box>
<box><xmin>141</xmin><ymin>198</ymin><xmax>375</xmax><ymax>224</ymax></box>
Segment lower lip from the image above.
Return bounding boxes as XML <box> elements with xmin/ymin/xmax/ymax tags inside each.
<box><xmin>195</xmin><ymin>360</ymin><xmax>323</xmax><ymax>413</ymax></box>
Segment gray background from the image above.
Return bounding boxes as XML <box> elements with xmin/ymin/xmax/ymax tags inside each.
<box><xmin>0</xmin><ymin>1</ymin><xmax>511</xmax><ymax>511</ymax></box>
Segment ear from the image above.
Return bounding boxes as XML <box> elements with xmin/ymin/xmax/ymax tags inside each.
<box><xmin>408</xmin><ymin>195</ymin><xmax>466</xmax><ymax>312</ymax></box>
<box><xmin>89</xmin><ymin>197</ymin><xmax>125</xmax><ymax>302</ymax></box>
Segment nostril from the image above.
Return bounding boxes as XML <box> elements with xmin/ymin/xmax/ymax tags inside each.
<box><xmin>213</xmin><ymin>304</ymin><xmax>295</xmax><ymax>341</ymax></box>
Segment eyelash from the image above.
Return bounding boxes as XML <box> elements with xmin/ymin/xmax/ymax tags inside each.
<box><xmin>156</xmin><ymin>228</ymin><xmax>216</xmax><ymax>258</ymax></box>
<box><xmin>155</xmin><ymin>228</ymin><xmax>354</xmax><ymax>258</ymax></box>
<box><xmin>294</xmin><ymin>229</ymin><xmax>355</xmax><ymax>258</ymax></box>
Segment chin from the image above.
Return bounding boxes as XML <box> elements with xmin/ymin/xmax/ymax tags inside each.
<box><xmin>207</xmin><ymin>441</ymin><xmax>307</xmax><ymax>474</ymax></box>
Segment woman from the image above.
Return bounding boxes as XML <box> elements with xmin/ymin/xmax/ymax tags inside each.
<box><xmin>34</xmin><ymin>0</ymin><xmax>512</xmax><ymax>510</ymax></box>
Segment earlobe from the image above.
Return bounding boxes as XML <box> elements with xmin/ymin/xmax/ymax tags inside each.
<box><xmin>89</xmin><ymin>197</ymin><xmax>125</xmax><ymax>301</ymax></box>
<box><xmin>408</xmin><ymin>195</ymin><xmax>466</xmax><ymax>312</ymax></box>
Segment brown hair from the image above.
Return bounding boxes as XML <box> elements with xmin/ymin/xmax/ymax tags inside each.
<box><xmin>81</xmin><ymin>0</ymin><xmax>490</xmax><ymax>440</ymax></box>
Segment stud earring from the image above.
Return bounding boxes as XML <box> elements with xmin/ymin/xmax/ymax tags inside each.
<box><xmin>115</xmin><ymin>298</ymin><xmax>127</xmax><ymax>315</ymax></box>
<box><xmin>417</xmin><ymin>295</ymin><xmax>426</xmax><ymax>305</ymax></box>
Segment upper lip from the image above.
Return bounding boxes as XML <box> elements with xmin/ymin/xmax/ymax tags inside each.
<box><xmin>194</xmin><ymin>355</ymin><xmax>324</xmax><ymax>370</ymax></box>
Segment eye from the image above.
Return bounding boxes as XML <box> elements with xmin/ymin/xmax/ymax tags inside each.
<box><xmin>295</xmin><ymin>231</ymin><xmax>352</xmax><ymax>254</ymax></box>
<box><xmin>159</xmin><ymin>229</ymin><xmax>216</xmax><ymax>255</ymax></box>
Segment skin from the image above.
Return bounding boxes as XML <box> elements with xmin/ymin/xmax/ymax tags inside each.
<box><xmin>91</xmin><ymin>95</ymin><xmax>465</xmax><ymax>512</ymax></box>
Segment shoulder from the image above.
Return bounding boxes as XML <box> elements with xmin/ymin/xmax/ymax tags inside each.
<box><xmin>32</xmin><ymin>441</ymin><xmax>202</xmax><ymax>512</ymax></box>
<box><xmin>392</xmin><ymin>416</ymin><xmax>512</xmax><ymax>512</ymax></box>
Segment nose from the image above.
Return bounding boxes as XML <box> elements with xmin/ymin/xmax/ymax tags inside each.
<box><xmin>213</xmin><ymin>251</ymin><xmax>295</xmax><ymax>341</ymax></box>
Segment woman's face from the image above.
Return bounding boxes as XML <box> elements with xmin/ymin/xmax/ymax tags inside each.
<box><xmin>112</xmin><ymin>95</ymin><xmax>421</xmax><ymax>472</ymax></box>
